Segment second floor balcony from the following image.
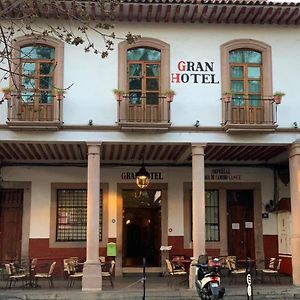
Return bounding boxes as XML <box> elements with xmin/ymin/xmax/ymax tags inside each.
<box><xmin>221</xmin><ymin>96</ymin><xmax>278</xmax><ymax>133</ymax></box>
<box><xmin>5</xmin><ymin>92</ymin><xmax>63</xmax><ymax>130</ymax></box>
<box><xmin>117</xmin><ymin>94</ymin><xmax>172</xmax><ymax>131</ymax></box>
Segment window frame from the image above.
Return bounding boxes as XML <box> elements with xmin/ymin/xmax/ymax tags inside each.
<box><xmin>118</xmin><ymin>38</ymin><xmax>170</xmax><ymax>124</ymax></box>
<box><xmin>221</xmin><ymin>39</ymin><xmax>272</xmax><ymax>98</ymax></box>
<box><xmin>56</xmin><ymin>188</ymin><xmax>103</xmax><ymax>242</ymax></box>
<box><xmin>50</xmin><ymin>183</ymin><xmax>108</xmax><ymax>248</ymax></box>
<box><xmin>8</xmin><ymin>36</ymin><xmax>64</xmax><ymax>127</ymax></box>
<box><xmin>229</xmin><ymin>50</ymin><xmax>263</xmax><ymax>107</ymax></box>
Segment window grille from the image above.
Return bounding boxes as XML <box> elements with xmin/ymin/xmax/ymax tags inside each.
<box><xmin>56</xmin><ymin>189</ymin><xmax>103</xmax><ymax>242</ymax></box>
<box><xmin>189</xmin><ymin>189</ymin><xmax>220</xmax><ymax>242</ymax></box>
<box><xmin>205</xmin><ymin>190</ymin><xmax>220</xmax><ymax>241</ymax></box>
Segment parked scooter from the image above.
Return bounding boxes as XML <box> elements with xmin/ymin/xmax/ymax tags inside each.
<box><xmin>193</xmin><ymin>255</ymin><xmax>225</xmax><ymax>300</ymax></box>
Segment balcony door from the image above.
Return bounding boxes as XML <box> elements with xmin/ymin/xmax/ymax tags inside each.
<box><xmin>127</xmin><ymin>48</ymin><xmax>161</xmax><ymax>123</ymax></box>
<box><xmin>229</xmin><ymin>49</ymin><xmax>263</xmax><ymax>124</ymax></box>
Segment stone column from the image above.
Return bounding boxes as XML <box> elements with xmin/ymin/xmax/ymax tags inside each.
<box><xmin>82</xmin><ymin>143</ymin><xmax>102</xmax><ymax>291</ymax></box>
<box><xmin>289</xmin><ymin>143</ymin><xmax>300</xmax><ymax>286</ymax></box>
<box><xmin>189</xmin><ymin>144</ymin><xmax>206</xmax><ymax>288</ymax></box>
<box><xmin>192</xmin><ymin>144</ymin><xmax>206</xmax><ymax>257</ymax></box>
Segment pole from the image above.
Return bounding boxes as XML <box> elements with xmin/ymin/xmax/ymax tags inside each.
<box><xmin>143</xmin><ymin>257</ymin><xmax>146</xmax><ymax>300</ymax></box>
<box><xmin>246</xmin><ymin>257</ymin><xmax>253</xmax><ymax>300</ymax></box>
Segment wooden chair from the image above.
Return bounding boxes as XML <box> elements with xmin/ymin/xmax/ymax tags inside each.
<box><xmin>165</xmin><ymin>259</ymin><xmax>187</xmax><ymax>287</ymax></box>
<box><xmin>4</xmin><ymin>263</ymin><xmax>27</xmax><ymax>288</ymax></box>
<box><xmin>226</xmin><ymin>256</ymin><xmax>246</xmax><ymax>284</ymax></box>
<box><xmin>261</xmin><ymin>258</ymin><xmax>282</xmax><ymax>283</ymax></box>
<box><xmin>102</xmin><ymin>260</ymin><xmax>115</xmax><ymax>288</ymax></box>
<box><xmin>66</xmin><ymin>260</ymin><xmax>83</xmax><ymax>287</ymax></box>
<box><xmin>34</xmin><ymin>261</ymin><xmax>56</xmax><ymax>288</ymax></box>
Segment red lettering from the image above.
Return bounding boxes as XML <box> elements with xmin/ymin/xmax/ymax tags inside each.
<box><xmin>177</xmin><ymin>60</ymin><xmax>186</xmax><ymax>71</ymax></box>
<box><xmin>171</xmin><ymin>73</ymin><xmax>181</xmax><ymax>83</ymax></box>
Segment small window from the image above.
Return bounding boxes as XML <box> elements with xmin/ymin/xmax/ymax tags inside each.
<box><xmin>56</xmin><ymin>189</ymin><xmax>103</xmax><ymax>242</ymax></box>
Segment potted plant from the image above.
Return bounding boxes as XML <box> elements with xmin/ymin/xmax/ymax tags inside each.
<box><xmin>1</xmin><ymin>87</ymin><xmax>11</xmax><ymax>100</ymax></box>
<box><xmin>164</xmin><ymin>89</ymin><xmax>176</xmax><ymax>102</ymax></box>
<box><xmin>113</xmin><ymin>88</ymin><xmax>124</xmax><ymax>101</ymax></box>
<box><xmin>223</xmin><ymin>91</ymin><xmax>232</xmax><ymax>103</ymax></box>
<box><xmin>273</xmin><ymin>91</ymin><xmax>285</xmax><ymax>104</ymax></box>
<box><xmin>53</xmin><ymin>88</ymin><xmax>67</xmax><ymax>101</ymax></box>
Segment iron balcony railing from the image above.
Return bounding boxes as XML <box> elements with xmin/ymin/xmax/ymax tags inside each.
<box><xmin>117</xmin><ymin>94</ymin><xmax>172</xmax><ymax>124</ymax></box>
<box><xmin>6</xmin><ymin>92</ymin><xmax>62</xmax><ymax>123</ymax></box>
<box><xmin>221</xmin><ymin>96</ymin><xmax>278</xmax><ymax>126</ymax></box>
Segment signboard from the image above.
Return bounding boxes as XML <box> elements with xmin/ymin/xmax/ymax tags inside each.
<box><xmin>121</xmin><ymin>172</ymin><xmax>163</xmax><ymax>180</ymax></box>
<box><xmin>205</xmin><ymin>168</ymin><xmax>241</xmax><ymax>181</ymax></box>
<box><xmin>107</xmin><ymin>242</ymin><xmax>116</xmax><ymax>257</ymax></box>
<box><xmin>232</xmin><ymin>223</ymin><xmax>240</xmax><ymax>230</ymax></box>
<box><xmin>245</xmin><ymin>222</ymin><xmax>253</xmax><ymax>229</ymax></box>
<box><xmin>171</xmin><ymin>60</ymin><xmax>220</xmax><ymax>84</ymax></box>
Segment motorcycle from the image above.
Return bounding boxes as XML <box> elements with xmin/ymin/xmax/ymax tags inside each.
<box><xmin>193</xmin><ymin>255</ymin><xmax>225</xmax><ymax>300</ymax></box>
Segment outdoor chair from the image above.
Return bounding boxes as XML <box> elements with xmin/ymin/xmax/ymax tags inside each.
<box><xmin>34</xmin><ymin>261</ymin><xmax>56</xmax><ymax>288</ymax></box>
<box><xmin>226</xmin><ymin>256</ymin><xmax>246</xmax><ymax>284</ymax></box>
<box><xmin>66</xmin><ymin>260</ymin><xmax>83</xmax><ymax>287</ymax></box>
<box><xmin>63</xmin><ymin>258</ymin><xmax>75</xmax><ymax>279</ymax></box>
<box><xmin>261</xmin><ymin>258</ymin><xmax>282</xmax><ymax>283</ymax></box>
<box><xmin>102</xmin><ymin>260</ymin><xmax>115</xmax><ymax>288</ymax></box>
<box><xmin>165</xmin><ymin>259</ymin><xmax>187</xmax><ymax>287</ymax></box>
<box><xmin>4</xmin><ymin>263</ymin><xmax>27</xmax><ymax>288</ymax></box>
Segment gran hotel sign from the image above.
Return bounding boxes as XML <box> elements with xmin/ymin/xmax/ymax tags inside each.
<box><xmin>171</xmin><ymin>60</ymin><xmax>220</xmax><ymax>84</ymax></box>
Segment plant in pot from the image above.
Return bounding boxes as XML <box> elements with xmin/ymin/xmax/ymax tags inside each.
<box><xmin>164</xmin><ymin>89</ymin><xmax>176</xmax><ymax>102</ymax></box>
<box><xmin>223</xmin><ymin>91</ymin><xmax>232</xmax><ymax>103</ymax></box>
<box><xmin>1</xmin><ymin>87</ymin><xmax>12</xmax><ymax>100</ymax></box>
<box><xmin>53</xmin><ymin>88</ymin><xmax>67</xmax><ymax>101</ymax></box>
<box><xmin>273</xmin><ymin>91</ymin><xmax>285</xmax><ymax>104</ymax></box>
<box><xmin>113</xmin><ymin>88</ymin><xmax>124</xmax><ymax>101</ymax></box>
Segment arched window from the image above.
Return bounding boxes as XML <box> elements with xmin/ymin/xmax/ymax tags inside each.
<box><xmin>127</xmin><ymin>47</ymin><xmax>161</xmax><ymax>106</ymax></box>
<box><xmin>221</xmin><ymin>39</ymin><xmax>272</xmax><ymax>97</ymax></box>
<box><xmin>118</xmin><ymin>38</ymin><xmax>170</xmax><ymax>128</ymax></box>
<box><xmin>8</xmin><ymin>36</ymin><xmax>64</xmax><ymax>129</ymax></box>
<box><xmin>220</xmin><ymin>39</ymin><xmax>275</xmax><ymax>130</ymax></box>
<box><xmin>229</xmin><ymin>49</ymin><xmax>262</xmax><ymax>107</ymax></box>
<box><xmin>20</xmin><ymin>44</ymin><xmax>56</xmax><ymax>104</ymax></box>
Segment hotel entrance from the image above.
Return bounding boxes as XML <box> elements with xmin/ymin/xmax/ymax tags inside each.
<box><xmin>122</xmin><ymin>189</ymin><xmax>162</xmax><ymax>267</ymax></box>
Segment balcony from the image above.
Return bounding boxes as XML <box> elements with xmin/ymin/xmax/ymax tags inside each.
<box><xmin>221</xmin><ymin>97</ymin><xmax>278</xmax><ymax>133</ymax></box>
<box><xmin>5</xmin><ymin>92</ymin><xmax>63</xmax><ymax>130</ymax></box>
<box><xmin>117</xmin><ymin>94</ymin><xmax>172</xmax><ymax>131</ymax></box>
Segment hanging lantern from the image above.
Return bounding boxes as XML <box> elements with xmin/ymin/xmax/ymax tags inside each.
<box><xmin>136</xmin><ymin>166</ymin><xmax>150</xmax><ymax>189</ymax></box>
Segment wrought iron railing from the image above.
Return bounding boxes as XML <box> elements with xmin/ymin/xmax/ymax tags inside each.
<box><xmin>221</xmin><ymin>97</ymin><xmax>277</xmax><ymax>126</ymax></box>
<box><xmin>6</xmin><ymin>92</ymin><xmax>62</xmax><ymax>123</ymax></box>
<box><xmin>117</xmin><ymin>94</ymin><xmax>171</xmax><ymax>124</ymax></box>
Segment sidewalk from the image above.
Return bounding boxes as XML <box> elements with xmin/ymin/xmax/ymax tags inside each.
<box><xmin>0</xmin><ymin>274</ymin><xmax>300</xmax><ymax>299</ymax></box>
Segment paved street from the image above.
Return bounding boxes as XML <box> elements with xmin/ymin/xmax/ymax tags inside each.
<box><xmin>0</xmin><ymin>274</ymin><xmax>300</xmax><ymax>300</ymax></box>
